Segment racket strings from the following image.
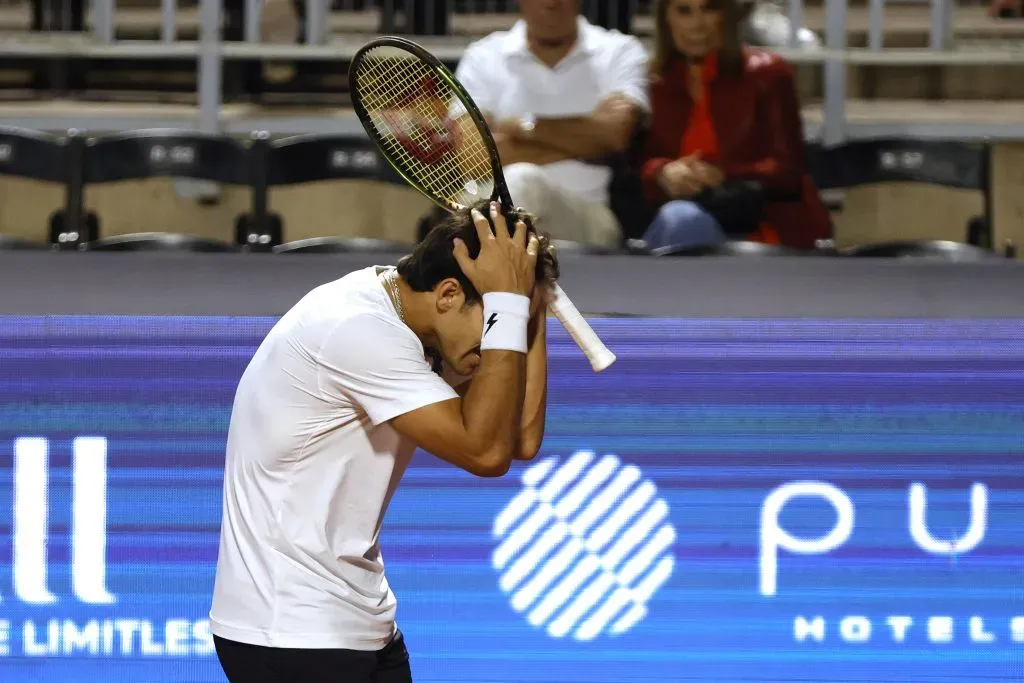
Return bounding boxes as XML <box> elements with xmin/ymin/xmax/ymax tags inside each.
<box><xmin>353</xmin><ymin>47</ymin><xmax>494</xmax><ymax>208</ymax></box>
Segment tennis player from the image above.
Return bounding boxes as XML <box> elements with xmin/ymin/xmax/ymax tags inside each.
<box><xmin>209</xmin><ymin>202</ymin><xmax>556</xmax><ymax>682</ymax></box>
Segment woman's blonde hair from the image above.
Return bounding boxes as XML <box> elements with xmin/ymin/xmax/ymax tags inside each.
<box><xmin>650</xmin><ymin>0</ymin><xmax>751</xmax><ymax>78</ymax></box>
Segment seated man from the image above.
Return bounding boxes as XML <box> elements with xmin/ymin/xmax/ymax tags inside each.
<box><xmin>454</xmin><ymin>0</ymin><xmax>649</xmax><ymax>248</ymax></box>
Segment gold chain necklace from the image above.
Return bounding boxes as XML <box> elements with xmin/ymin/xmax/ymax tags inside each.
<box><xmin>384</xmin><ymin>269</ymin><xmax>406</xmax><ymax>323</ymax></box>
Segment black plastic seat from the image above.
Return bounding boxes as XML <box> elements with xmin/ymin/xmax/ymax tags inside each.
<box><xmin>81</xmin><ymin>129</ymin><xmax>247</xmax><ymax>251</ymax></box>
<box><xmin>243</xmin><ymin>134</ymin><xmax>404</xmax><ymax>251</ymax></box>
<box><xmin>274</xmin><ymin>237</ymin><xmax>411</xmax><ymax>254</ymax></box>
<box><xmin>85</xmin><ymin>232</ymin><xmax>241</xmax><ymax>252</ymax></box>
<box><xmin>651</xmin><ymin>240</ymin><xmax>803</xmax><ymax>257</ymax></box>
<box><xmin>808</xmin><ymin>138</ymin><xmax>993</xmax><ymax>249</ymax></box>
<box><xmin>266</xmin><ymin>134</ymin><xmax>396</xmax><ymax>187</ymax></box>
<box><xmin>0</xmin><ymin>126</ymin><xmax>70</xmax><ymax>248</ymax></box>
<box><xmin>842</xmin><ymin>240</ymin><xmax>1000</xmax><ymax>261</ymax></box>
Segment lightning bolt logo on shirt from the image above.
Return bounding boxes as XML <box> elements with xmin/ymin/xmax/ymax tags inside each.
<box><xmin>485</xmin><ymin>313</ymin><xmax>499</xmax><ymax>335</ymax></box>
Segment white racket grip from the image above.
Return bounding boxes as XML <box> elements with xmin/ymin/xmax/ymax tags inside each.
<box><xmin>546</xmin><ymin>283</ymin><xmax>616</xmax><ymax>372</ymax></box>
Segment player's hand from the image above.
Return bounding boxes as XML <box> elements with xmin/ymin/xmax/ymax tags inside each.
<box><xmin>514</xmin><ymin>206</ymin><xmax>560</xmax><ymax>286</ymax></box>
<box><xmin>453</xmin><ymin>201</ymin><xmax>541</xmax><ymax>298</ymax></box>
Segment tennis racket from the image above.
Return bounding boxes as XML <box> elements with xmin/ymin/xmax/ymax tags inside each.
<box><xmin>348</xmin><ymin>36</ymin><xmax>616</xmax><ymax>373</ymax></box>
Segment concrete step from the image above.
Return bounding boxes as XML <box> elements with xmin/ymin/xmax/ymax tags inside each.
<box><xmin>1</xmin><ymin>5</ymin><xmax>1023</xmax><ymax>43</ymax></box>
<box><xmin>1</xmin><ymin>138</ymin><xmax>1021</xmax><ymax>256</ymax></box>
<box><xmin>1</xmin><ymin>42</ymin><xmax>1022</xmax><ymax>101</ymax></box>
<box><xmin>792</xmin><ymin>61</ymin><xmax>1024</xmax><ymax>100</ymax></box>
<box><xmin>0</xmin><ymin>98</ymin><xmax>1021</xmax><ymax>256</ymax></box>
<box><xmin>1</xmin><ymin>96</ymin><xmax>1022</xmax><ymax>137</ymax></box>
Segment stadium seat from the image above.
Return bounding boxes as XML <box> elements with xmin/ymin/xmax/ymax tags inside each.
<box><xmin>0</xmin><ymin>126</ymin><xmax>70</xmax><ymax>249</ymax></box>
<box><xmin>841</xmin><ymin>240</ymin><xmax>1002</xmax><ymax>261</ymax></box>
<box><xmin>85</xmin><ymin>232</ymin><xmax>241</xmax><ymax>252</ymax></box>
<box><xmin>273</xmin><ymin>236</ymin><xmax>410</xmax><ymax>254</ymax></box>
<box><xmin>79</xmin><ymin>129</ymin><xmax>247</xmax><ymax>252</ymax></box>
<box><xmin>651</xmin><ymin>241</ymin><xmax>803</xmax><ymax>257</ymax></box>
<box><xmin>250</xmin><ymin>133</ymin><xmax>407</xmax><ymax>253</ymax></box>
<box><xmin>808</xmin><ymin>138</ymin><xmax>994</xmax><ymax>250</ymax></box>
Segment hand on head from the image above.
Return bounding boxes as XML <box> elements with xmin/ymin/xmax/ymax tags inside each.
<box><xmin>453</xmin><ymin>201</ymin><xmax>541</xmax><ymax>298</ymax></box>
<box><xmin>509</xmin><ymin>206</ymin><xmax>560</xmax><ymax>287</ymax></box>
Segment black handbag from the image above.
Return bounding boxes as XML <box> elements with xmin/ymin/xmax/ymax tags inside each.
<box><xmin>694</xmin><ymin>181</ymin><xmax>765</xmax><ymax>235</ymax></box>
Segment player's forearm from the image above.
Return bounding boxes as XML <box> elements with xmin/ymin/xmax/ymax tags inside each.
<box><xmin>516</xmin><ymin>312</ymin><xmax>548</xmax><ymax>461</ymax></box>
<box><xmin>460</xmin><ymin>350</ymin><xmax>527</xmax><ymax>476</ymax></box>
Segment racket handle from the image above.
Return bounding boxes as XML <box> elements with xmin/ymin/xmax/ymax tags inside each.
<box><xmin>546</xmin><ymin>283</ymin><xmax>616</xmax><ymax>373</ymax></box>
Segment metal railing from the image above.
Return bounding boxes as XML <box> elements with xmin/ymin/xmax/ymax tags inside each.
<box><xmin>1</xmin><ymin>0</ymin><xmax>1023</xmax><ymax>142</ymax></box>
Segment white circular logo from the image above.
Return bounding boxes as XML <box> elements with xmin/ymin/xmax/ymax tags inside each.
<box><xmin>492</xmin><ymin>451</ymin><xmax>676</xmax><ymax>641</ymax></box>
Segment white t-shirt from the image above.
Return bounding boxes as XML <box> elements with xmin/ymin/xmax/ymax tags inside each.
<box><xmin>210</xmin><ymin>266</ymin><xmax>459</xmax><ymax>650</ymax></box>
<box><xmin>454</xmin><ymin>16</ymin><xmax>650</xmax><ymax>206</ymax></box>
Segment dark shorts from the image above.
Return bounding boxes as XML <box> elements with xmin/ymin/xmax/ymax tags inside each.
<box><xmin>214</xmin><ymin>630</ymin><xmax>413</xmax><ymax>683</ymax></box>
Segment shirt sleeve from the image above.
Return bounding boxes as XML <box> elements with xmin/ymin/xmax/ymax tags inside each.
<box><xmin>604</xmin><ymin>36</ymin><xmax>651</xmax><ymax>113</ymax></box>
<box><xmin>317</xmin><ymin>313</ymin><xmax>458</xmax><ymax>426</ymax></box>
<box><xmin>453</xmin><ymin>44</ymin><xmax>497</xmax><ymax>117</ymax></box>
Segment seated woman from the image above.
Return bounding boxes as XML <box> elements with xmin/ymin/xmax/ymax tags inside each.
<box><xmin>640</xmin><ymin>0</ymin><xmax>831</xmax><ymax>251</ymax></box>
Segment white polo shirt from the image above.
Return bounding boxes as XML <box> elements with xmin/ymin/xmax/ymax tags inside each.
<box><xmin>455</xmin><ymin>16</ymin><xmax>650</xmax><ymax>206</ymax></box>
<box><xmin>210</xmin><ymin>266</ymin><xmax>458</xmax><ymax>650</ymax></box>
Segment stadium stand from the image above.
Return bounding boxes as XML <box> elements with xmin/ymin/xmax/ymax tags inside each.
<box><xmin>0</xmin><ymin>0</ymin><xmax>1022</xmax><ymax>255</ymax></box>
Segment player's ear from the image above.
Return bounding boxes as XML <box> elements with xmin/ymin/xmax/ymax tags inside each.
<box><xmin>435</xmin><ymin>278</ymin><xmax>462</xmax><ymax>314</ymax></box>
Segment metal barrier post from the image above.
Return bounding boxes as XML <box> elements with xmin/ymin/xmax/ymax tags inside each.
<box><xmin>930</xmin><ymin>0</ymin><xmax>953</xmax><ymax>50</ymax></box>
<box><xmin>868</xmin><ymin>0</ymin><xmax>885</xmax><ymax>51</ymax></box>
<box><xmin>380</xmin><ymin>0</ymin><xmax>397</xmax><ymax>33</ymax></box>
<box><xmin>823</xmin><ymin>0</ymin><xmax>847</xmax><ymax>145</ymax></box>
<box><xmin>91</xmin><ymin>0</ymin><xmax>116</xmax><ymax>42</ymax></box>
<box><xmin>306</xmin><ymin>0</ymin><xmax>328</xmax><ymax>44</ymax></box>
<box><xmin>788</xmin><ymin>0</ymin><xmax>805</xmax><ymax>49</ymax></box>
<box><xmin>161</xmin><ymin>0</ymin><xmax>177</xmax><ymax>42</ymax></box>
<box><xmin>198</xmin><ymin>0</ymin><xmax>223</xmax><ymax>134</ymax></box>
<box><xmin>245</xmin><ymin>0</ymin><xmax>261</xmax><ymax>42</ymax></box>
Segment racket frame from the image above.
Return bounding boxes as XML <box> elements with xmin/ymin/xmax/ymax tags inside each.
<box><xmin>349</xmin><ymin>36</ymin><xmax>616</xmax><ymax>373</ymax></box>
<box><xmin>349</xmin><ymin>35</ymin><xmax>516</xmax><ymax>216</ymax></box>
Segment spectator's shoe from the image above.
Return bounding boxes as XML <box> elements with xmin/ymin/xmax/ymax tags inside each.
<box><xmin>260</xmin><ymin>0</ymin><xmax>302</xmax><ymax>84</ymax></box>
<box><xmin>743</xmin><ymin>1</ymin><xmax>822</xmax><ymax>49</ymax></box>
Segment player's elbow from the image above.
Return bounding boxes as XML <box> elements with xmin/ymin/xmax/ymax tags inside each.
<box><xmin>468</xmin><ymin>451</ymin><xmax>513</xmax><ymax>478</ymax></box>
<box><xmin>442</xmin><ymin>430</ymin><xmax>516</xmax><ymax>477</ymax></box>
<box><xmin>517</xmin><ymin>436</ymin><xmax>543</xmax><ymax>462</ymax></box>
<box><xmin>466</xmin><ymin>438</ymin><xmax>517</xmax><ymax>477</ymax></box>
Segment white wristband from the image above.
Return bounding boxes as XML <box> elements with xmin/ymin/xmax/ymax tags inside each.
<box><xmin>479</xmin><ymin>292</ymin><xmax>531</xmax><ymax>354</ymax></box>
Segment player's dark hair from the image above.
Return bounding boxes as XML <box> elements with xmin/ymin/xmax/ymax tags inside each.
<box><xmin>397</xmin><ymin>199</ymin><xmax>559</xmax><ymax>305</ymax></box>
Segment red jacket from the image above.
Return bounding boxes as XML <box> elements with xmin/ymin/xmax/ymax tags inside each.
<box><xmin>641</xmin><ymin>49</ymin><xmax>832</xmax><ymax>250</ymax></box>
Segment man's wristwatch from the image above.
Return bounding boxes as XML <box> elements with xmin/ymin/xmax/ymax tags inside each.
<box><xmin>517</xmin><ymin>114</ymin><xmax>537</xmax><ymax>140</ymax></box>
